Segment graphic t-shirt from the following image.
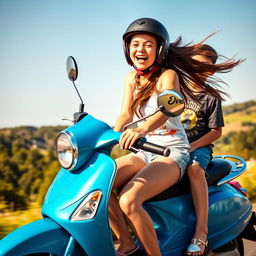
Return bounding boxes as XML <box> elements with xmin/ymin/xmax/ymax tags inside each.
<box><xmin>180</xmin><ymin>91</ymin><xmax>224</xmax><ymax>143</ymax></box>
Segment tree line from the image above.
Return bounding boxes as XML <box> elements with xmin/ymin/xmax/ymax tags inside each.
<box><xmin>0</xmin><ymin>126</ymin><xmax>65</xmax><ymax>212</ymax></box>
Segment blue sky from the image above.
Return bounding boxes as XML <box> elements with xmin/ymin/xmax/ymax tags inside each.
<box><xmin>0</xmin><ymin>0</ymin><xmax>255</xmax><ymax>128</ymax></box>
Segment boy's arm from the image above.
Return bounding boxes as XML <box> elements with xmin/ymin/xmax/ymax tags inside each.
<box><xmin>190</xmin><ymin>127</ymin><xmax>222</xmax><ymax>152</ymax></box>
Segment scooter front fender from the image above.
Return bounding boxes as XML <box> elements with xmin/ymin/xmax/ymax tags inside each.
<box><xmin>0</xmin><ymin>218</ymin><xmax>70</xmax><ymax>256</ymax></box>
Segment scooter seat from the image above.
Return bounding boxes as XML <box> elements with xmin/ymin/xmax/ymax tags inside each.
<box><xmin>148</xmin><ymin>159</ymin><xmax>231</xmax><ymax>202</ymax></box>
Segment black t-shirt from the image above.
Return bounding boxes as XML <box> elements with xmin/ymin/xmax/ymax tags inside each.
<box><xmin>180</xmin><ymin>92</ymin><xmax>224</xmax><ymax>143</ymax></box>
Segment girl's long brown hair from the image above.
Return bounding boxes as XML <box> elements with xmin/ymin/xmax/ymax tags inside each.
<box><xmin>131</xmin><ymin>34</ymin><xmax>244</xmax><ymax>117</ymax></box>
<box><xmin>131</xmin><ymin>69</ymin><xmax>161</xmax><ymax>117</ymax></box>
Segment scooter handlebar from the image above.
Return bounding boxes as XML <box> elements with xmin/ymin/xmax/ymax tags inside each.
<box><xmin>133</xmin><ymin>139</ymin><xmax>170</xmax><ymax>157</ymax></box>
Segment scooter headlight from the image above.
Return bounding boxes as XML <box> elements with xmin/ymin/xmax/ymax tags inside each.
<box><xmin>71</xmin><ymin>190</ymin><xmax>102</xmax><ymax>220</ymax></box>
<box><xmin>56</xmin><ymin>132</ymin><xmax>77</xmax><ymax>170</ymax></box>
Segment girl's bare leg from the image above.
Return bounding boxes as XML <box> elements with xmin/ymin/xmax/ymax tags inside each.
<box><xmin>109</xmin><ymin>193</ymin><xmax>135</xmax><ymax>251</ymax></box>
<box><xmin>119</xmin><ymin>157</ymin><xmax>181</xmax><ymax>256</ymax></box>
<box><xmin>186</xmin><ymin>164</ymin><xmax>208</xmax><ymax>256</ymax></box>
<box><xmin>108</xmin><ymin>154</ymin><xmax>145</xmax><ymax>253</ymax></box>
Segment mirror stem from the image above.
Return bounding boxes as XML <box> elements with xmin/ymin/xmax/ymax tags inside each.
<box><xmin>123</xmin><ymin>106</ymin><xmax>166</xmax><ymax>131</ymax></box>
<box><xmin>123</xmin><ymin>109</ymin><xmax>161</xmax><ymax>131</ymax></box>
<box><xmin>79</xmin><ymin>103</ymin><xmax>84</xmax><ymax>112</ymax></box>
<box><xmin>72</xmin><ymin>80</ymin><xmax>84</xmax><ymax>112</ymax></box>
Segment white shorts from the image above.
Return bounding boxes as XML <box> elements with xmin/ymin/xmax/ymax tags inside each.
<box><xmin>133</xmin><ymin>146</ymin><xmax>190</xmax><ymax>179</ymax></box>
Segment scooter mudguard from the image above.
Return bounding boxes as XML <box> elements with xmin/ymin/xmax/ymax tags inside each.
<box><xmin>0</xmin><ymin>218</ymin><xmax>70</xmax><ymax>256</ymax></box>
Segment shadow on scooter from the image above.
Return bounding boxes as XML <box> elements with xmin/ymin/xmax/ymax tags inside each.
<box><xmin>0</xmin><ymin>56</ymin><xmax>255</xmax><ymax>256</ymax></box>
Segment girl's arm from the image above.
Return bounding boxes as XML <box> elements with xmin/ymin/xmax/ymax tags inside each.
<box><xmin>120</xmin><ymin>69</ymin><xmax>180</xmax><ymax>149</ymax></box>
<box><xmin>114</xmin><ymin>72</ymin><xmax>135</xmax><ymax>132</ymax></box>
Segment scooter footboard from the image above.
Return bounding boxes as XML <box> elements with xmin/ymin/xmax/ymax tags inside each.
<box><xmin>0</xmin><ymin>218</ymin><xmax>71</xmax><ymax>256</ymax></box>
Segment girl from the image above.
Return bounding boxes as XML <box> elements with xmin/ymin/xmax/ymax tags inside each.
<box><xmin>109</xmin><ymin>18</ymin><xmax>242</xmax><ymax>256</ymax></box>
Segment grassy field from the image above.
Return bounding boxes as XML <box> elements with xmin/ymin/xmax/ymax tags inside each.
<box><xmin>224</xmin><ymin>105</ymin><xmax>256</xmax><ymax>123</ymax></box>
<box><xmin>222</xmin><ymin>105</ymin><xmax>256</xmax><ymax>135</ymax></box>
<box><xmin>0</xmin><ymin>203</ymin><xmax>41</xmax><ymax>239</ymax></box>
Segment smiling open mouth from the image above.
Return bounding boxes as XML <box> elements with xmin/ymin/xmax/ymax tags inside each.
<box><xmin>136</xmin><ymin>56</ymin><xmax>148</xmax><ymax>63</ymax></box>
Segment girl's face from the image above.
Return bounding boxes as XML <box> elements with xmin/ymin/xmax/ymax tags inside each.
<box><xmin>192</xmin><ymin>54</ymin><xmax>213</xmax><ymax>65</ymax></box>
<box><xmin>192</xmin><ymin>54</ymin><xmax>214</xmax><ymax>78</ymax></box>
<box><xmin>129</xmin><ymin>34</ymin><xmax>157</xmax><ymax>70</ymax></box>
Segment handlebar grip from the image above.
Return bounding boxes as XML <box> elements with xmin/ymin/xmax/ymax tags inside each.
<box><xmin>133</xmin><ymin>139</ymin><xmax>170</xmax><ymax>157</ymax></box>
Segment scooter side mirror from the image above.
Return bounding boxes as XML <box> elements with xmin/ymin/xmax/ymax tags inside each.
<box><xmin>157</xmin><ymin>90</ymin><xmax>185</xmax><ymax>117</ymax></box>
<box><xmin>66</xmin><ymin>56</ymin><xmax>78</xmax><ymax>81</ymax></box>
<box><xmin>65</xmin><ymin>56</ymin><xmax>86</xmax><ymax>122</ymax></box>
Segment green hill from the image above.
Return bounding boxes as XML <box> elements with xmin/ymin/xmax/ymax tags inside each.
<box><xmin>213</xmin><ymin>100</ymin><xmax>256</xmax><ymax>157</ymax></box>
<box><xmin>222</xmin><ymin>100</ymin><xmax>256</xmax><ymax>136</ymax></box>
<box><xmin>222</xmin><ymin>100</ymin><xmax>256</xmax><ymax>115</ymax></box>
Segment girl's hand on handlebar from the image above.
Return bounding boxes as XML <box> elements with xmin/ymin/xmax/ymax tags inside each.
<box><xmin>120</xmin><ymin>128</ymin><xmax>146</xmax><ymax>149</ymax></box>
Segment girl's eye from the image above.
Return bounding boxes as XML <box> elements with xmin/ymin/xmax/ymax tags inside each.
<box><xmin>131</xmin><ymin>43</ymin><xmax>138</xmax><ymax>48</ymax></box>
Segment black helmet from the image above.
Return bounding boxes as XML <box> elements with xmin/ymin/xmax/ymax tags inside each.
<box><xmin>123</xmin><ymin>17</ymin><xmax>170</xmax><ymax>66</ymax></box>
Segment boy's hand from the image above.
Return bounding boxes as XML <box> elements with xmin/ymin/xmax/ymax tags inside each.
<box><xmin>189</xmin><ymin>142</ymin><xmax>198</xmax><ymax>153</ymax></box>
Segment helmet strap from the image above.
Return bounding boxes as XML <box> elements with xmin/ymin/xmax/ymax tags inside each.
<box><xmin>133</xmin><ymin>64</ymin><xmax>160</xmax><ymax>76</ymax></box>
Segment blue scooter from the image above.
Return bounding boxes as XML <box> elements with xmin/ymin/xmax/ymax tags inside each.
<box><xmin>0</xmin><ymin>57</ymin><xmax>255</xmax><ymax>256</ymax></box>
